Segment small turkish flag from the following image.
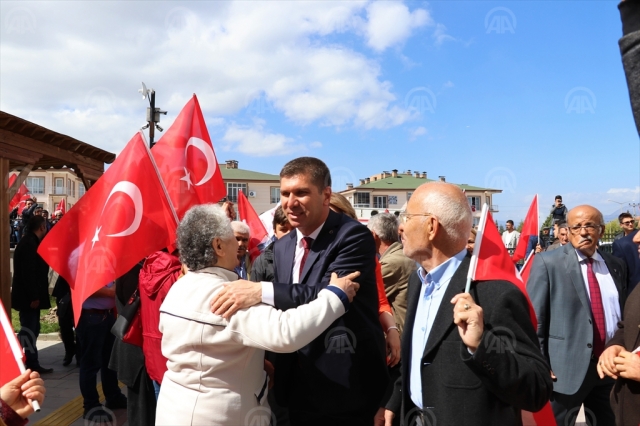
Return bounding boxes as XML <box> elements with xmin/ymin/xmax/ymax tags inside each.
<box><xmin>17</xmin><ymin>193</ymin><xmax>34</xmax><ymax>215</ymax></box>
<box><xmin>7</xmin><ymin>175</ymin><xmax>30</xmax><ymax>213</ymax></box>
<box><xmin>38</xmin><ymin>132</ymin><xmax>178</xmax><ymax>325</ymax></box>
<box><xmin>237</xmin><ymin>190</ymin><xmax>270</xmax><ymax>261</ymax></box>
<box><xmin>0</xmin><ymin>302</ymin><xmax>24</xmax><ymax>387</ymax></box>
<box><xmin>513</xmin><ymin>195</ymin><xmax>538</xmax><ymax>263</ymax></box>
<box><xmin>468</xmin><ymin>205</ymin><xmax>556</xmax><ymax>426</ymax></box>
<box><xmin>56</xmin><ymin>198</ymin><xmax>67</xmax><ymax>215</ymax></box>
<box><xmin>152</xmin><ymin>94</ymin><xmax>226</xmax><ymax>220</ymax></box>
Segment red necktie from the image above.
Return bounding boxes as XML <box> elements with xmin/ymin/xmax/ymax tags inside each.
<box><xmin>299</xmin><ymin>237</ymin><xmax>313</xmax><ymax>276</ymax></box>
<box><xmin>586</xmin><ymin>258</ymin><xmax>606</xmax><ymax>357</ymax></box>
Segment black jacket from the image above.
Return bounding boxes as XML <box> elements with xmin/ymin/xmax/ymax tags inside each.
<box><xmin>249</xmin><ymin>241</ymin><xmax>275</xmax><ymax>282</ymax></box>
<box><xmin>387</xmin><ymin>256</ymin><xmax>553</xmax><ymax>426</ymax></box>
<box><xmin>11</xmin><ymin>232</ymin><xmax>51</xmax><ymax>311</ymax></box>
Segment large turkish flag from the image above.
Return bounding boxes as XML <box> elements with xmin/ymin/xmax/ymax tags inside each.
<box><xmin>38</xmin><ymin>132</ymin><xmax>178</xmax><ymax>325</ymax></box>
<box><xmin>7</xmin><ymin>175</ymin><xmax>29</xmax><ymax>213</ymax></box>
<box><xmin>152</xmin><ymin>95</ymin><xmax>226</xmax><ymax>220</ymax></box>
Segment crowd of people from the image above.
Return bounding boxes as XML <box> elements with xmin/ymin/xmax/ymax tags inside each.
<box><xmin>3</xmin><ymin>1</ymin><xmax>640</xmax><ymax>425</ymax></box>
<box><xmin>9</xmin><ymin>197</ymin><xmax>63</xmax><ymax>247</ymax></box>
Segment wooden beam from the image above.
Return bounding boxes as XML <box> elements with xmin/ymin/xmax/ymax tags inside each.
<box><xmin>7</xmin><ymin>165</ymin><xmax>33</xmax><ymax>200</ymax></box>
<box><xmin>0</xmin><ymin>143</ymin><xmax>42</xmax><ymax>165</ymax></box>
<box><xmin>0</xmin><ymin>157</ymin><xmax>12</xmax><ymax>313</ymax></box>
<box><xmin>0</xmin><ymin>129</ymin><xmax>104</xmax><ymax>171</ymax></box>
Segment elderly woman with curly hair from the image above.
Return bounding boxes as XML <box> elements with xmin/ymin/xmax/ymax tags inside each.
<box><xmin>156</xmin><ymin>204</ymin><xmax>360</xmax><ymax>426</ymax></box>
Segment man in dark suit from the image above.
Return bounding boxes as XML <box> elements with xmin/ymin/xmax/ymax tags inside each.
<box><xmin>613</xmin><ymin>229</ymin><xmax>640</xmax><ymax>295</ymax></box>
<box><xmin>211</xmin><ymin>157</ymin><xmax>388</xmax><ymax>426</ymax></box>
<box><xmin>383</xmin><ymin>182</ymin><xmax>552</xmax><ymax>426</ymax></box>
<box><xmin>528</xmin><ymin>205</ymin><xmax>628</xmax><ymax>426</ymax></box>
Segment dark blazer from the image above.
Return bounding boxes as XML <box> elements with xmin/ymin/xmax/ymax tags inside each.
<box><xmin>11</xmin><ymin>232</ymin><xmax>51</xmax><ymax>311</ymax></box>
<box><xmin>387</xmin><ymin>255</ymin><xmax>552</xmax><ymax>426</ymax></box>
<box><xmin>271</xmin><ymin>209</ymin><xmax>388</xmax><ymax>416</ymax></box>
<box><xmin>612</xmin><ymin>229</ymin><xmax>640</xmax><ymax>295</ymax></box>
<box><xmin>527</xmin><ymin>243</ymin><xmax>627</xmax><ymax>395</ymax></box>
<box><xmin>607</xmin><ymin>284</ymin><xmax>640</xmax><ymax>426</ymax></box>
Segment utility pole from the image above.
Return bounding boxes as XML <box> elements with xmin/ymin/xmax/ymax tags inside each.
<box><xmin>138</xmin><ymin>82</ymin><xmax>167</xmax><ymax>148</ymax></box>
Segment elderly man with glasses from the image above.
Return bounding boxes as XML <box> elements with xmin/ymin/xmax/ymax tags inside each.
<box><xmin>527</xmin><ymin>205</ymin><xmax>628</xmax><ymax>426</ymax></box>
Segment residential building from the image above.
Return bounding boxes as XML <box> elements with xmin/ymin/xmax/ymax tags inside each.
<box><xmin>220</xmin><ymin>160</ymin><xmax>280</xmax><ymax>215</ymax></box>
<box><xmin>339</xmin><ymin>169</ymin><xmax>501</xmax><ymax>226</ymax></box>
<box><xmin>10</xmin><ymin>167</ymin><xmax>86</xmax><ymax>213</ymax></box>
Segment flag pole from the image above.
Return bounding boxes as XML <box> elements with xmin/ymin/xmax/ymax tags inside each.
<box><xmin>465</xmin><ymin>203</ymin><xmax>489</xmax><ymax>293</ymax></box>
<box><xmin>139</xmin><ymin>131</ymin><xmax>180</xmax><ymax>227</ymax></box>
<box><xmin>0</xmin><ymin>304</ymin><xmax>40</xmax><ymax>412</ymax></box>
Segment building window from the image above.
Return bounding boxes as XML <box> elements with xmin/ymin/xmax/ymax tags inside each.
<box><xmin>406</xmin><ymin>192</ymin><xmax>413</xmax><ymax>202</ymax></box>
<box><xmin>353</xmin><ymin>192</ymin><xmax>370</xmax><ymax>208</ymax></box>
<box><xmin>72</xmin><ymin>181</ymin><xmax>76</xmax><ymax>197</ymax></box>
<box><xmin>26</xmin><ymin>177</ymin><xmax>45</xmax><ymax>194</ymax></box>
<box><xmin>54</xmin><ymin>178</ymin><xmax>65</xmax><ymax>195</ymax></box>
<box><xmin>473</xmin><ymin>217</ymin><xmax>480</xmax><ymax>227</ymax></box>
<box><xmin>226</xmin><ymin>182</ymin><xmax>247</xmax><ymax>202</ymax></box>
<box><xmin>467</xmin><ymin>196</ymin><xmax>481</xmax><ymax>212</ymax></box>
<box><xmin>67</xmin><ymin>179</ymin><xmax>71</xmax><ymax>197</ymax></box>
<box><xmin>270</xmin><ymin>187</ymin><xmax>280</xmax><ymax>204</ymax></box>
<box><xmin>79</xmin><ymin>182</ymin><xmax>86</xmax><ymax>197</ymax></box>
<box><xmin>373</xmin><ymin>196</ymin><xmax>387</xmax><ymax>209</ymax></box>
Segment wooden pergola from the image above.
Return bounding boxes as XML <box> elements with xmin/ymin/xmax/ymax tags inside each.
<box><xmin>1</xmin><ymin>111</ymin><xmax>115</xmax><ymax>312</ymax></box>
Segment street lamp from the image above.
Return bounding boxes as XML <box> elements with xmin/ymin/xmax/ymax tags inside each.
<box><xmin>607</xmin><ymin>199</ymin><xmax>630</xmax><ymax>215</ymax></box>
<box><xmin>138</xmin><ymin>82</ymin><xmax>167</xmax><ymax>148</ymax></box>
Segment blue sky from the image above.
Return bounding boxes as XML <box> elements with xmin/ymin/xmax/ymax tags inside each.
<box><xmin>1</xmin><ymin>1</ymin><xmax>638</xmax><ymax>223</ymax></box>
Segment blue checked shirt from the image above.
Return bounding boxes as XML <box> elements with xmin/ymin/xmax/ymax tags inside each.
<box><xmin>409</xmin><ymin>248</ymin><xmax>467</xmax><ymax>408</ymax></box>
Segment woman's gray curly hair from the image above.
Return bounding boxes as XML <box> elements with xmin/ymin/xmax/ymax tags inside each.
<box><xmin>177</xmin><ymin>204</ymin><xmax>234</xmax><ymax>271</ymax></box>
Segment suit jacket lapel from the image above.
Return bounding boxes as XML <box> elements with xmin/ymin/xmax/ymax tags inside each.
<box><xmin>422</xmin><ymin>256</ymin><xmax>470</xmax><ymax>359</ymax></box>
<box><xmin>564</xmin><ymin>244</ymin><xmax>591</xmax><ymax>315</ymax></box>
<box><xmin>300</xmin><ymin>210</ymin><xmax>340</xmax><ymax>282</ymax></box>
<box><xmin>276</xmin><ymin>232</ymin><xmax>296</xmax><ymax>285</ymax></box>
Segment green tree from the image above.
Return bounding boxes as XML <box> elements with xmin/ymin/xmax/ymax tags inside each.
<box><xmin>604</xmin><ymin>219</ymin><xmax>621</xmax><ymax>235</ymax></box>
<box><xmin>542</xmin><ymin>213</ymin><xmax>553</xmax><ymax>228</ymax></box>
<box><xmin>516</xmin><ymin>220</ymin><xmax>524</xmax><ymax>233</ymax></box>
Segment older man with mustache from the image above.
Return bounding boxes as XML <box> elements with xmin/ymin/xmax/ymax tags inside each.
<box><xmin>527</xmin><ymin>205</ymin><xmax>628</xmax><ymax>426</ymax></box>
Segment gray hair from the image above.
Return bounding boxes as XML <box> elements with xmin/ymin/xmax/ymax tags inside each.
<box><xmin>177</xmin><ymin>204</ymin><xmax>234</xmax><ymax>271</ymax></box>
<box><xmin>418</xmin><ymin>182</ymin><xmax>472</xmax><ymax>246</ymax></box>
<box><xmin>231</xmin><ymin>220</ymin><xmax>250</xmax><ymax>235</ymax></box>
<box><xmin>367</xmin><ymin>213</ymin><xmax>399</xmax><ymax>242</ymax></box>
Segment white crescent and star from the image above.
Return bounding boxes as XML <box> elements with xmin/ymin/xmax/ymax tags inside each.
<box><xmin>92</xmin><ymin>181</ymin><xmax>143</xmax><ymax>249</ymax></box>
<box><xmin>180</xmin><ymin>137</ymin><xmax>217</xmax><ymax>190</ymax></box>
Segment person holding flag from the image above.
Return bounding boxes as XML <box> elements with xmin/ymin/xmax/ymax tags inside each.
<box><xmin>382</xmin><ymin>182</ymin><xmax>552</xmax><ymax>426</ymax></box>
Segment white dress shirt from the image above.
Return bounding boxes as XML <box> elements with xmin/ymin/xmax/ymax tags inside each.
<box><xmin>574</xmin><ymin>249</ymin><xmax>621</xmax><ymax>343</ymax></box>
<box><xmin>261</xmin><ymin>223</ymin><xmax>325</xmax><ymax>306</ymax></box>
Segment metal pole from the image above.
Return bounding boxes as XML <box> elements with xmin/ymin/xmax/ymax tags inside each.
<box><xmin>149</xmin><ymin>90</ymin><xmax>156</xmax><ymax>148</ymax></box>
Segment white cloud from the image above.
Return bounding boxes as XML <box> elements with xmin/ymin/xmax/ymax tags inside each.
<box><xmin>409</xmin><ymin>126</ymin><xmax>427</xmax><ymax>140</ymax></box>
<box><xmin>364</xmin><ymin>2</ymin><xmax>431</xmax><ymax>52</ymax></box>
<box><xmin>0</xmin><ymin>0</ymin><xmax>437</xmax><ymax>155</ymax></box>
<box><xmin>607</xmin><ymin>186</ymin><xmax>640</xmax><ymax>194</ymax></box>
<box><xmin>432</xmin><ymin>23</ymin><xmax>455</xmax><ymax>46</ymax></box>
<box><xmin>309</xmin><ymin>141</ymin><xmax>323</xmax><ymax>148</ymax></box>
<box><xmin>221</xmin><ymin>119</ymin><xmax>304</xmax><ymax>157</ymax></box>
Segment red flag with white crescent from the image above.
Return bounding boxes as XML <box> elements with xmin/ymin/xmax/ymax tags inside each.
<box><xmin>237</xmin><ymin>190</ymin><xmax>269</xmax><ymax>261</ymax></box>
<box><xmin>56</xmin><ymin>198</ymin><xmax>67</xmax><ymax>215</ymax></box>
<box><xmin>468</xmin><ymin>205</ymin><xmax>556</xmax><ymax>426</ymax></box>
<box><xmin>152</xmin><ymin>94</ymin><xmax>226</xmax><ymax>220</ymax></box>
<box><xmin>38</xmin><ymin>132</ymin><xmax>178</xmax><ymax>325</ymax></box>
<box><xmin>512</xmin><ymin>195</ymin><xmax>538</xmax><ymax>263</ymax></box>
<box><xmin>7</xmin><ymin>175</ymin><xmax>30</xmax><ymax>213</ymax></box>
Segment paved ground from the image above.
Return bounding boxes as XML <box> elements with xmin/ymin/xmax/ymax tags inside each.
<box><xmin>28</xmin><ymin>338</ymin><xmax>128</xmax><ymax>426</ymax></box>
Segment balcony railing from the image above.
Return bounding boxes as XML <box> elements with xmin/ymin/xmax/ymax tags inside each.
<box><xmin>490</xmin><ymin>204</ymin><xmax>499</xmax><ymax>212</ymax></box>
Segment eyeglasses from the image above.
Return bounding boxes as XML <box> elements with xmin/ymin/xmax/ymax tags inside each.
<box><xmin>621</xmin><ymin>221</ymin><xmax>635</xmax><ymax>226</ymax></box>
<box><xmin>398</xmin><ymin>212</ymin><xmax>433</xmax><ymax>224</ymax></box>
<box><xmin>568</xmin><ymin>224</ymin><xmax>602</xmax><ymax>234</ymax></box>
